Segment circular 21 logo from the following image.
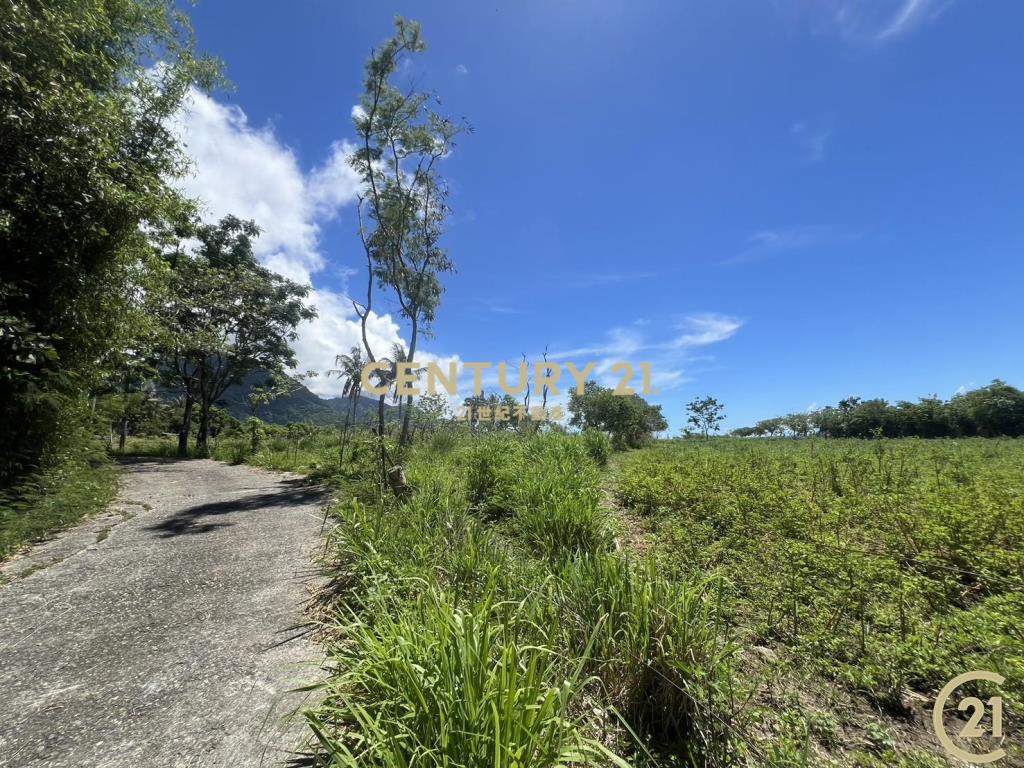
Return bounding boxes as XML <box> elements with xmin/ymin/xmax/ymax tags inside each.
<box><xmin>932</xmin><ymin>670</ymin><xmax>1007</xmax><ymax>764</ymax></box>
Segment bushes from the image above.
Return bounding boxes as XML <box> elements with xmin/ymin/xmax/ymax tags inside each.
<box><xmin>547</xmin><ymin>554</ymin><xmax>740</xmax><ymax>761</ymax></box>
<box><xmin>463</xmin><ymin>434</ymin><xmax>519</xmax><ymax>514</ymax></box>
<box><xmin>0</xmin><ymin>400</ymin><xmax>120</xmax><ymax>560</ymax></box>
<box><xmin>515</xmin><ymin>493</ymin><xmax>611</xmax><ymax>559</ymax></box>
<box><xmin>614</xmin><ymin>438</ymin><xmax>1024</xmax><ymax>712</ymax></box>
<box><xmin>459</xmin><ymin>434</ymin><xmax>612</xmax><ymax>558</ymax></box>
<box><xmin>582</xmin><ymin>428</ymin><xmax>612</xmax><ymax>467</ymax></box>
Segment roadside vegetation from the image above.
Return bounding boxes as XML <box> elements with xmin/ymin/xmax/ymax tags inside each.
<box><xmin>124</xmin><ymin>412</ymin><xmax>1019</xmax><ymax>767</ymax></box>
<box><xmin>0</xmin><ymin>1</ymin><xmax>314</xmax><ymax>556</ymax></box>
<box><xmin>0</xmin><ymin>435</ymin><xmax>118</xmax><ymax>561</ymax></box>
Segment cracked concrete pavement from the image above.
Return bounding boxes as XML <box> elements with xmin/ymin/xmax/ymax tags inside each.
<box><xmin>0</xmin><ymin>458</ymin><xmax>328</xmax><ymax>767</ymax></box>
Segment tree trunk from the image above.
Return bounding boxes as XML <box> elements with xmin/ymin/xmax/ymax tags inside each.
<box><xmin>399</xmin><ymin>396</ymin><xmax>413</xmax><ymax>447</ymax></box>
<box><xmin>386</xmin><ymin>464</ymin><xmax>411</xmax><ymax>501</ymax></box>
<box><xmin>399</xmin><ymin>318</ymin><xmax>419</xmax><ymax>447</ymax></box>
<box><xmin>196</xmin><ymin>393</ymin><xmax>211</xmax><ymax>455</ymax></box>
<box><xmin>340</xmin><ymin>395</ymin><xmax>358</xmax><ymax>463</ymax></box>
<box><xmin>118</xmin><ymin>376</ymin><xmax>130</xmax><ymax>452</ymax></box>
<box><xmin>178</xmin><ymin>393</ymin><xmax>194</xmax><ymax>458</ymax></box>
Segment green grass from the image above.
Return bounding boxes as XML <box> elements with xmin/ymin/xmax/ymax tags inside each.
<box><xmin>0</xmin><ymin>451</ymin><xmax>119</xmax><ymax>561</ymax></box>
<box><xmin>306</xmin><ymin>586</ymin><xmax>616</xmax><ymax>767</ymax></box>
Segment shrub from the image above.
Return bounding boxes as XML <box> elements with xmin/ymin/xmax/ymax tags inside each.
<box><xmin>581</xmin><ymin>428</ymin><xmax>612</xmax><ymax>467</ymax></box>
<box><xmin>305</xmin><ymin>588</ymin><xmax>617</xmax><ymax>768</ymax></box>
<box><xmin>515</xmin><ymin>492</ymin><xmax>612</xmax><ymax>559</ymax></box>
<box><xmin>547</xmin><ymin>554</ymin><xmax>740</xmax><ymax>761</ymax></box>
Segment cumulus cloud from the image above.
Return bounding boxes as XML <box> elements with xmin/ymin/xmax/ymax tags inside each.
<box><xmin>290</xmin><ymin>289</ymin><xmax>410</xmax><ymax>398</ymax></box>
<box><xmin>170</xmin><ymin>89</ymin><xmax>409</xmax><ymax>394</ymax></box>
<box><xmin>308</xmin><ymin>140</ymin><xmax>363</xmax><ymax>220</ymax></box>
<box><xmin>171</xmin><ymin>90</ymin><xmax>334</xmax><ymax>283</ymax></box>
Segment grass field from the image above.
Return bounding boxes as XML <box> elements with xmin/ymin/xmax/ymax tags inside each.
<box><xmin>121</xmin><ymin>430</ymin><xmax>1024</xmax><ymax>766</ymax></box>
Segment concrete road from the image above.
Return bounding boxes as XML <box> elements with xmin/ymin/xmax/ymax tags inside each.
<box><xmin>0</xmin><ymin>458</ymin><xmax>327</xmax><ymax>768</ymax></box>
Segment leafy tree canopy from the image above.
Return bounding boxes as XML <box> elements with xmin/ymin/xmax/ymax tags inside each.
<box><xmin>0</xmin><ymin>0</ymin><xmax>218</xmax><ymax>479</ymax></box>
<box><xmin>568</xmin><ymin>381</ymin><xmax>667</xmax><ymax>449</ymax></box>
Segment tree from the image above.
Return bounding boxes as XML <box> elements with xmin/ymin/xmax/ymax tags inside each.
<box><xmin>0</xmin><ymin>0</ymin><xmax>217</xmax><ymax>482</ymax></box>
<box><xmin>245</xmin><ymin>372</ymin><xmax>314</xmax><ymax>452</ymax></box>
<box><xmin>158</xmin><ymin>216</ymin><xmax>316</xmax><ymax>455</ymax></box>
<box><xmin>685</xmin><ymin>396</ymin><xmax>725</xmax><ymax>440</ymax></box>
<box><xmin>568</xmin><ymin>381</ymin><xmax>667</xmax><ymax>449</ymax></box>
<box><xmin>754</xmin><ymin>417</ymin><xmax>785</xmax><ymax>438</ymax></box>
<box><xmin>409</xmin><ymin>392</ymin><xmax>450</xmax><ymax>438</ymax></box>
<box><xmin>349</xmin><ymin>18</ymin><xmax>466</xmax><ymax>447</ymax></box>
<box><xmin>388</xmin><ymin>343</ymin><xmax>425</xmax><ymax>424</ymax></box>
<box><xmin>782</xmin><ymin>412</ymin><xmax>812</xmax><ymax>438</ymax></box>
<box><xmin>949</xmin><ymin>380</ymin><xmax>1024</xmax><ymax>437</ymax></box>
<box><xmin>330</xmin><ymin>346</ymin><xmax>365</xmax><ymax>461</ymax></box>
<box><xmin>738</xmin><ymin>381</ymin><xmax>1024</xmax><ymax>439</ymax></box>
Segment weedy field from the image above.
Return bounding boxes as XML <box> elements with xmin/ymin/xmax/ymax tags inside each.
<box><xmin>614</xmin><ymin>438</ymin><xmax>1023</xmax><ymax>766</ymax></box>
<box><xmin>128</xmin><ymin>430</ymin><xmax>1024</xmax><ymax>766</ymax></box>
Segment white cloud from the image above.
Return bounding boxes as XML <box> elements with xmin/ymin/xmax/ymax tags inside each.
<box><xmin>551</xmin><ymin>313</ymin><xmax>741</xmax><ymax>360</ymax></box>
<box><xmin>170</xmin><ymin>90</ymin><xmax>413</xmax><ymax>392</ymax></box>
<box><xmin>455</xmin><ymin>64</ymin><xmax>469</xmax><ymax>76</ymax></box>
<box><xmin>171</xmin><ymin>90</ymin><xmax>327</xmax><ymax>284</ymax></box>
<box><xmin>667</xmin><ymin>313</ymin><xmax>743</xmax><ymax>350</ymax></box>
<box><xmin>783</xmin><ymin>0</ymin><xmax>952</xmax><ymax>44</ymax></box>
<box><xmin>724</xmin><ymin>225</ymin><xmax>830</xmax><ymax>265</ymax></box>
<box><xmin>308</xmin><ymin>140</ymin><xmax>362</xmax><ymax>220</ymax></box>
<box><xmin>544</xmin><ymin>313</ymin><xmax>742</xmax><ymax>396</ymax></box>
<box><xmin>876</xmin><ymin>0</ymin><xmax>943</xmax><ymax>39</ymax></box>
<box><xmin>291</xmin><ymin>289</ymin><xmax>409</xmax><ymax>398</ymax></box>
<box><xmin>791</xmin><ymin>121</ymin><xmax>829</xmax><ymax>163</ymax></box>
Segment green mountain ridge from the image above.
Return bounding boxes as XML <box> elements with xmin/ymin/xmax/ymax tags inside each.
<box><xmin>210</xmin><ymin>373</ymin><xmax>397</xmax><ymax>426</ymax></box>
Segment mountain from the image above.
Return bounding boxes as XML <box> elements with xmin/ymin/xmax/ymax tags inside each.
<box><xmin>215</xmin><ymin>373</ymin><xmax>397</xmax><ymax>427</ymax></box>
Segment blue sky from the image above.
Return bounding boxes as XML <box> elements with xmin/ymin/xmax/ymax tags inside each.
<box><xmin>174</xmin><ymin>0</ymin><xmax>1024</xmax><ymax>431</ymax></box>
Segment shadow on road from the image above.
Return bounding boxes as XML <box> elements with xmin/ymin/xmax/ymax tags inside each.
<box><xmin>146</xmin><ymin>480</ymin><xmax>327</xmax><ymax>538</ymax></box>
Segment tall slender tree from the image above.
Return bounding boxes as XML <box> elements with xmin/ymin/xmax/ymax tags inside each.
<box><xmin>348</xmin><ymin>18</ymin><xmax>466</xmax><ymax>447</ymax></box>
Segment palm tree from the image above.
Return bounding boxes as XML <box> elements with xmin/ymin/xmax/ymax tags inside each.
<box><xmin>330</xmin><ymin>346</ymin><xmax>364</xmax><ymax>462</ymax></box>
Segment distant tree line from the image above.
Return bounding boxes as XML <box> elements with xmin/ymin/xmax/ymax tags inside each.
<box><xmin>732</xmin><ymin>380</ymin><xmax>1024</xmax><ymax>439</ymax></box>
